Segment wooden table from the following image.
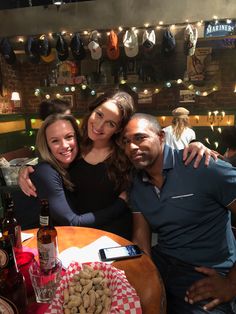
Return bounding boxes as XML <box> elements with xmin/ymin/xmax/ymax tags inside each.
<box><xmin>24</xmin><ymin>226</ymin><xmax>166</xmax><ymax>314</ymax></box>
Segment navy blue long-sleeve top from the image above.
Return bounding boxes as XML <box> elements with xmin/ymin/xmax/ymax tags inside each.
<box><xmin>30</xmin><ymin>161</ymin><xmax>132</xmax><ymax>239</ymax></box>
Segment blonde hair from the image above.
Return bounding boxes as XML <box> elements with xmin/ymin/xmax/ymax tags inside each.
<box><xmin>36</xmin><ymin>114</ymin><xmax>80</xmax><ymax>191</ymax></box>
<box><xmin>172</xmin><ymin>116</ymin><xmax>191</xmax><ymax>140</ymax></box>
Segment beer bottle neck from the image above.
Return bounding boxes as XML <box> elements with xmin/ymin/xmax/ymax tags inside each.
<box><xmin>39</xmin><ymin>199</ymin><xmax>52</xmax><ymax>227</ymax></box>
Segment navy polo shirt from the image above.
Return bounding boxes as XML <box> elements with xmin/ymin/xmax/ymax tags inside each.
<box><xmin>130</xmin><ymin>145</ymin><xmax>236</xmax><ymax>269</ymax></box>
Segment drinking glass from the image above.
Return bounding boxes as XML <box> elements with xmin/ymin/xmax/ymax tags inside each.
<box><xmin>29</xmin><ymin>258</ymin><xmax>62</xmax><ymax>303</ymax></box>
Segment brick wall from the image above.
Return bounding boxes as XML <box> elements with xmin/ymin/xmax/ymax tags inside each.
<box><xmin>0</xmin><ymin>46</ymin><xmax>236</xmax><ymax>116</ymax></box>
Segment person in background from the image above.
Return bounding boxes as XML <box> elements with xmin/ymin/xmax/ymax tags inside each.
<box><xmin>39</xmin><ymin>98</ymin><xmax>72</xmax><ymax>120</ymax></box>
<box><xmin>122</xmin><ymin>113</ymin><xmax>236</xmax><ymax>314</ymax></box>
<box><xmin>218</xmin><ymin>126</ymin><xmax>236</xmax><ymax>167</ymax></box>
<box><xmin>218</xmin><ymin>126</ymin><xmax>236</xmax><ymax>227</ymax></box>
<box><xmin>163</xmin><ymin>106</ymin><xmax>196</xmax><ymax>149</ymax></box>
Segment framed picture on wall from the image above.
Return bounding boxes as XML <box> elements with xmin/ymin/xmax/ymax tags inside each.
<box><xmin>60</xmin><ymin>94</ymin><xmax>74</xmax><ymax>108</ymax></box>
<box><xmin>179</xmin><ymin>90</ymin><xmax>195</xmax><ymax>103</ymax></box>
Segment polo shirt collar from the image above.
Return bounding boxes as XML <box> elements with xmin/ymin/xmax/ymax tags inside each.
<box><xmin>140</xmin><ymin>144</ymin><xmax>175</xmax><ymax>182</ymax></box>
<box><xmin>163</xmin><ymin>144</ymin><xmax>175</xmax><ymax>171</ymax></box>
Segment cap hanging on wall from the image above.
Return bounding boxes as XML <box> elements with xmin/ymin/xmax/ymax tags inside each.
<box><xmin>107</xmin><ymin>30</ymin><xmax>120</xmax><ymax>60</ymax></box>
<box><xmin>162</xmin><ymin>28</ymin><xmax>176</xmax><ymax>56</ymax></box>
<box><xmin>123</xmin><ymin>29</ymin><xmax>139</xmax><ymax>58</ymax></box>
<box><xmin>37</xmin><ymin>35</ymin><xmax>51</xmax><ymax>57</ymax></box>
<box><xmin>56</xmin><ymin>34</ymin><xmax>69</xmax><ymax>61</ymax></box>
<box><xmin>142</xmin><ymin>29</ymin><xmax>156</xmax><ymax>50</ymax></box>
<box><xmin>88</xmin><ymin>30</ymin><xmax>102</xmax><ymax>60</ymax></box>
<box><xmin>25</xmin><ymin>37</ymin><xmax>40</xmax><ymax>63</ymax></box>
<box><xmin>184</xmin><ymin>24</ymin><xmax>198</xmax><ymax>56</ymax></box>
<box><xmin>70</xmin><ymin>33</ymin><xmax>86</xmax><ymax>61</ymax></box>
<box><xmin>0</xmin><ymin>38</ymin><xmax>16</xmax><ymax>65</ymax></box>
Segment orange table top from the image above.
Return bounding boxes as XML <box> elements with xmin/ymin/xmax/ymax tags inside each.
<box><xmin>24</xmin><ymin>226</ymin><xmax>166</xmax><ymax>314</ymax></box>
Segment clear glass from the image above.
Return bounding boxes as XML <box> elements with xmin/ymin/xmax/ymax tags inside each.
<box><xmin>29</xmin><ymin>258</ymin><xmax>62</xmax><ymax>303</ymax></box>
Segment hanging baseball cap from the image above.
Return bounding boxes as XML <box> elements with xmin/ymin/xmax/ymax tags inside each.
<box><xmin>107</xmin><ymin>30</ymin><xmax>120</xmax><ymax>60</ymax></box>
<box><xmin>37</xmin><ymin>35</ymin><xmax>51</xmax><ymax>57</ymax></box>
<box><xmin>123</xmin><ymin>29</ymin><xmax>139</xmax><ymax>58</ymax></box>
<box><xmin>88</xmin><ymin>30</ymin><xmax>102</xmax><ymax>60</ymax></box>
<box><xmin>25</xmin><ymin>36</ymin><xmax>40</xmax><ymax>63</ymax></box>
<box><xmin>70</xmin><ymin>33</ymin><xmax>86</xmax><ymax>61</ymax></box>
<box><xmin>184</xmin><ymin>24</ymin><xmax>198</xmax><ymax>56</ymax></box>
<box><xmin>41</xmin><ymin>48</ymin><xmax>57</xmax><ymax>63</ymax></box>
<box><xmin>142</xmin><ymin>29</ymin><xmax>156</xmax><ymax>50</ymax></box>
<box><xmin>162</xmin><ymin>29</ymin><xmax>176</xmax><ymax>56</ymax></box>
<box><xmin>56</xmin><ymin>34</ymin><xmax>69</xmax><ymax>61</ymax></box>
<box><xmin>0</xmin><ymin>38</ymin><xmax>16</xmax><ymax>65</ymax></box>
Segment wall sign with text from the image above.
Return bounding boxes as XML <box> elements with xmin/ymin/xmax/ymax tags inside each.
<box><xmin>204</xmin><ymin>20</ymin><xmax>236</xmax><ymax>37</ymax></box>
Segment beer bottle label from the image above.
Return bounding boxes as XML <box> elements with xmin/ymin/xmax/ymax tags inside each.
<box><xmin>38</xmin><ymin>242</ymin><xmax>57</xmax><ymax>270</ymax></box>
<box><xmin>0</xmin><ymin>296</ymin><xmax>19</xmax><ymax>313</ymax></box>
<box><xmin>14</xmin><ymin>225</ymin><xmax>22</xmax><ymax>248</ymax></box>
<box><xmin>39</xmin><ymin>215</ymin><xmax>49</xmax><ymax>226</ymax></box>
<box><xmin>0</xmin><ymin>249</ymin><xmax>8</xmax><ymax>268</ymax></box>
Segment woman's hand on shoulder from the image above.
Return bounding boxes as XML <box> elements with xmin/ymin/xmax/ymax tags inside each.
<box><xmin>18</xmin><ymin>166</ymin><xmax>37</xmax><ymax>197</ymax></box>
<box><xmin>183</xmin><ymin>142</ymin><xmax>218</xmax><ymax>168</ymax></box>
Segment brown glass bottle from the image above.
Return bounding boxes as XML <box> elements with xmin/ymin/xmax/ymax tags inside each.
<box><xmin>37</xmin><ymin>199</ymin><xmax>58</xmax><ymax>272</ymax></box>
<box><xmin>0</xmin><ymin>233</ymin><xmax>27</xmax><ymax>313</ymax></box>
<box><xmin>2</xmin><ymin>192</ymin><xmax>22</xmax><ymax>249</ymax></box>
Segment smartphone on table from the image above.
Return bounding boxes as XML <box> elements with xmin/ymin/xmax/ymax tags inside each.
<box><xmin>99</xmin><ymin>244</ymin><xmax>143</xmax><ymax>262</ymax></box>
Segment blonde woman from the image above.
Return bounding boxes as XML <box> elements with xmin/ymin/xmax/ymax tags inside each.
<box><xmin>163</xmin><ymin>107</ymin><xmax>196</xmax><ymax>149</ymax></box>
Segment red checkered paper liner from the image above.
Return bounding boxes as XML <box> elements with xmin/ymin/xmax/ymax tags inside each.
<box><xmin>45</xmin><ymin>261</ymin><xmax>142</xmax><ymax>314</ymax></box>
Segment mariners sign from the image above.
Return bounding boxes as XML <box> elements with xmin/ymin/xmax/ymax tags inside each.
<box><xmin>204</xmin><ymin>20</ymin><xmax>236</xmax><ymax>37</ymax></box>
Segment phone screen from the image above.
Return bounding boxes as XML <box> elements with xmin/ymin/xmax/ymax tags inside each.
<box><xmin>99</xmin><ymin>245</ymin><xmax>142</xmax><ymax>261</ymax></box>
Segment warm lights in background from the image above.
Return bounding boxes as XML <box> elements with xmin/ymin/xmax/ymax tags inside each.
<box><xmin>33</xmin><ymin>78</ymin><xmax>222</xmax><ymax>100</ymax></box>
<box><xmin>11</xmin><ymin>91</ymin><xmax>21</xmax><ymax>108</ymax></box>
<box><xmin>11</xmin><ymin>92</ymin><xmax>20</xmax><ymax>101</ymax></box>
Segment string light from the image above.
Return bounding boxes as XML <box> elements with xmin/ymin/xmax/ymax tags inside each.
<box><xmin>33</xmin><ymin>78</ymin><xmax>221</xmax><ymax>99</ymax></box>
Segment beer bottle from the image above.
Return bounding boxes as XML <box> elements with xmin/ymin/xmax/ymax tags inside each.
<box><xmin>37</xmin><ymin>199</ymin><xmax>58</xmax><ymax>272</ymax></box>
<box><xmin>0</xmin><ymin>232</ymin><xmax>27</xmax><ymax>313</ymax></box>
<box><xmin>2</xmin><ymin>192</ymin><xmax>22</xmax><ymax>249</ymax></box>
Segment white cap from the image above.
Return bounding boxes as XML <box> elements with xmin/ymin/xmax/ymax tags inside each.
<box><xmin>142</xmin><ymin>30</ymin><xmax>156</xmax><ymax>49</ymax></box>
<box><xmin>88</xmin><ymin>40</ymin><xmax>102</xmax><ymax>60</ymax></box>
<box><xmin>123</xmin><ymin>30</ymin><xmax>139</xmax><ymax>58</ymax></box>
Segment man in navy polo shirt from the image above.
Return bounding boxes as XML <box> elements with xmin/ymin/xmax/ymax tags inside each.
<box><xmin>122</xmin><ymin>113</ymin><xmax>236</xmax><ymax>314</ymax></box>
